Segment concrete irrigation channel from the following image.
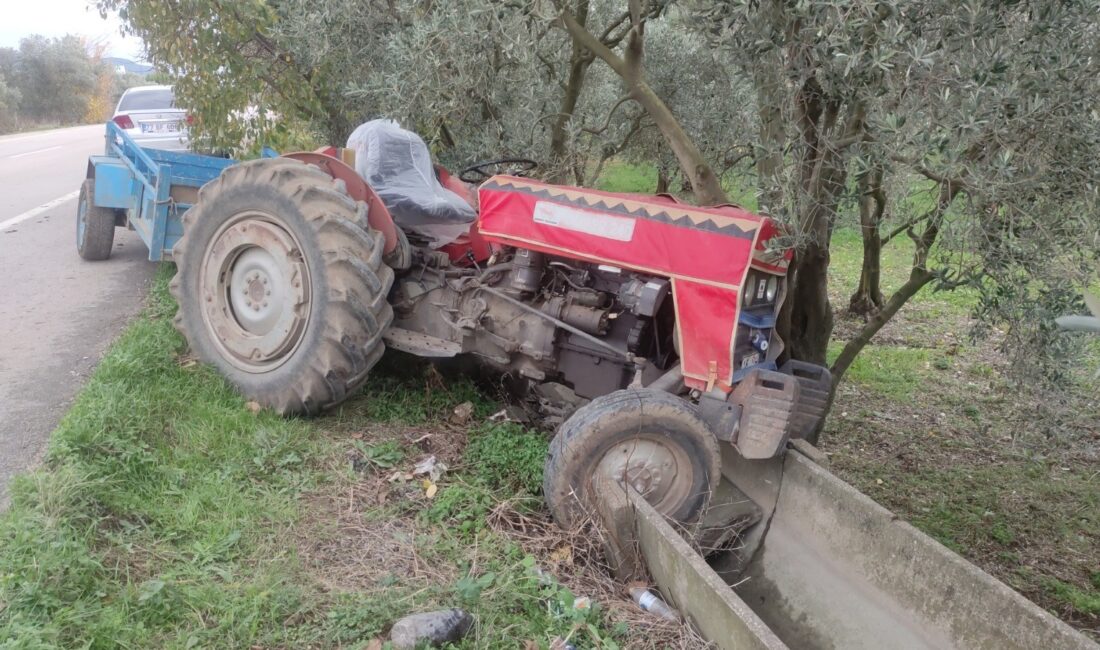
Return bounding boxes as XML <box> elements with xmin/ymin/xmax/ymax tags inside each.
<box><xmin>598</xmin><ymin>444</ymin><xmax>1098</xmax><ymax>650</ymax></box>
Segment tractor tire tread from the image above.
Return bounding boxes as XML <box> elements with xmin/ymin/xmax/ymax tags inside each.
<box><xmin>172</xmin><ymin>158</ymin><xmax>392</xmax><ymax>415</ymax></box>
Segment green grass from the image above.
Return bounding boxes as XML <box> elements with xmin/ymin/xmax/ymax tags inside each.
<box><xmin>0</xmin><ymin>266</ymin><xmax>323</xmax><ymax>648</ymax></box>
<box><xmin>595</xmin><ymin>162</ymin><xmax>656</xmax><ymax>194</ymax></box>
<box><xmin>0</xmin><ymin>265</ymin><xmax>625</xmax><ymax>649</ymax></box>
<box><xmin>1042</xmin><ymin>579</ymin><xmax>1100</xmax><ymax>616</ymax></box>
<box><xmin>827</xmin><ymin>342</ymin><xmax>938</xmax><ymax>402</ymax></box>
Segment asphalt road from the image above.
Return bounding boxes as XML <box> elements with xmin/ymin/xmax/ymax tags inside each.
<box><xmin>0</xmin><ymin>124</ymin><xmax>155</xmax><ymax>507</ymax></box>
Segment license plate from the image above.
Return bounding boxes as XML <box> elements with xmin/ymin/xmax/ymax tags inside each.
<box><xmin>141</xmin><ymin>122</ymin><xmax>178</xmax><ymax>134</ymax></box>
<box><xmin>741</xmin><ymin>353</ymin><xmax>761</xmax><ymax>369</ymax></box>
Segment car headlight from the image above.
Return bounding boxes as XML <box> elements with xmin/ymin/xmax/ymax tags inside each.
<box><xmin>766</xmin><ymin>275</ymin><xmax>779</xmax><ymax>302</ymax></box>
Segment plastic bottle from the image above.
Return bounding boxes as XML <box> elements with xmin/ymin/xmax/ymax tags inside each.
<box><xmin>628</xmin><ymin>586</ymin><xmax>682</xmax><ymax>623</ymax></box>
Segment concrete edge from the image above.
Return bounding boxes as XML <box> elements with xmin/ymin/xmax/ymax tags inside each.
<box><xmin>782</xmin><ymin>448</ymin><xmax>1098</xmax><ymax>649</ymax></box>
<box><xmin>628</xmin><ymin>489</ymin><xmax>789</xmax><ymax>650</ymax></box>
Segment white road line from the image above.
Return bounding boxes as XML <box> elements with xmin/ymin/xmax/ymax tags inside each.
<box><xmin>5</xmin><ymin>145</ymin><xmax>62</xmax><ymax>159</ymax></box>
<box><xmin>0</xmin><ymin>190</ymin><xmax>80</xmax><ymax>231</ymax></box>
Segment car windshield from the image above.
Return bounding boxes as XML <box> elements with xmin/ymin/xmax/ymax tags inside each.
<box><xmin>118</xmin><ymin>89</ymin><xmax>176</xmax><ymax>112</ymax></box>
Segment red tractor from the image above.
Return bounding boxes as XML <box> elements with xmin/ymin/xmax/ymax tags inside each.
<box><xmin>170</xmin><ymin>121</ymin><xmax>831</xmax><ymax>527</ymax></box>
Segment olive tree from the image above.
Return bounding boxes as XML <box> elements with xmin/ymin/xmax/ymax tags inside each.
<box><xmin>557</xmin><ymin>0</ymin><xmax>1099</xmax><ymax>429</ymax></box>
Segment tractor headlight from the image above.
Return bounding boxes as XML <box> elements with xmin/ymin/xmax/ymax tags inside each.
<box><xmin>744</xmin><ymin>272</ymin><xmax>782</xmax><ymax>307</ymax></box>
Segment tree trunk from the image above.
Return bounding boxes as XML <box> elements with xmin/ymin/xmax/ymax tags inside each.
<box><xmin>785</xmin><ymin>243</ymin><xmax>834</xmax><ymax>365</ymax></box>
<box><xmin>753</xmin><ymin>64</ymin><xmax>786</xmax><ymax>214</ymax></box>
<box><xmin>548</xmin><ymin>1</ymin><xmax>592</xmax><ymax>184</ymax></box>
<box><xmin>655</xmin><ymin>163</ymin><xmax>671</xmax><ymax>194</ymax></box>
<box><xmin>849</xmin><ymin>164</ymin><xmax>886</xmax><ymax>315</ymax></box>
<box><xmin>781</xmin><ymin>78</ymin><xmax>851</xmax><ymax>366</ymax></box>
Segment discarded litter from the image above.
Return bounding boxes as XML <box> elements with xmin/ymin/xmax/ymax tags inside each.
<box><xmin>389</xmin><ymin>454</ymin><xmax>448</xmax><ymax>488</ymax></box>
<box><xmin>413</xmin><ymin>455</ymin><xmax>447</xmax><ymax>481</ymax></box>
<box><xmin>627</xmin><ymin>584</ymin><xmax>681</xmax><ymax>623</ymax></box>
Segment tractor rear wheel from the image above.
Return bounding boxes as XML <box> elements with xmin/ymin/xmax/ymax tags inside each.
<box><xmin>543</xmin><ymin>388</ymin><xmax>720</xmax><ymax>530</ymax></box>
<box><xmin>76</xmin><ymin>179</ymin><xmax>116</xmax><ymax>261</ymax></box>
<box><xmin>171</xmin><ymin>158</ymin><xmax>394</xmax><ymax>414</ymax></box>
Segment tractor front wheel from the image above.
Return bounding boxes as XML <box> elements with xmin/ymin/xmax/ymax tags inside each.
<box><xmin>171</xmin><ymin>158</ymin><xmax>394</xmax><ymax>414</ymax></box>
<box><xmin>543</xmin><ymin>388</ymin><xmax>720</xmax><ymax>530</ymax></box>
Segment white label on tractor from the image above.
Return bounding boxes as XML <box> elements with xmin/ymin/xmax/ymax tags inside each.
<box><xmin>533</xmin><ymin>201</ymin><xmax>636</xmax><ymax>242</ymax></box>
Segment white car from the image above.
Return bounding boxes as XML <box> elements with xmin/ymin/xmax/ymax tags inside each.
<box><xmin>111</xmin><ymin>85</ymin><xmax>190</xmax><ymax>151</ymax></box>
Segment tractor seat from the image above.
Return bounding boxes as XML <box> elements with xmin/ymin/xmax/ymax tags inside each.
<box><xmin>347</xmin><ymin>120</ymin><xmax>475</xmax><ymax>243</ymax></box>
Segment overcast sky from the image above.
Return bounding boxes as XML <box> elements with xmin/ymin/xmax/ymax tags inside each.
<box><xmin>0</xmin><ymin>0</ymin><xmax>144</xmax><ymax>61</ymax></box>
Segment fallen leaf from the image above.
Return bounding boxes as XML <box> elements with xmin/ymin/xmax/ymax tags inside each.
<box><xmin>425</xmin><ymin>482</ymin><xmax>438</xmax><ymax>499</ymax></box>
<box><xmin>388</xmin><ymin>471</ymin><xmax>414</xmax><ymax>483</ymax></box>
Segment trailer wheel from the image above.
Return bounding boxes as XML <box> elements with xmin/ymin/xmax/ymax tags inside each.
<box><xmin>171</xmin><ymin>158</ymin><xmax>394</xmax><ymax>415</ymax></box>
<box><xmin>544</xmin><ymin>388</ymin><xmax>720</xmax><ymax>529</ymax></box>
<box><xmin>76</xmin><ymin>179</ymin><xmax>116</xmax><ymax>261</ymax></box>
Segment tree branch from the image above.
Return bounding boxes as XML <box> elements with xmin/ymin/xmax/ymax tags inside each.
<box><xmin>881</xmin><ymin>212</ymin><xmax>930</xmax><ymax>245</ymax></box>
<box><xmin>597</xmin><ymin>11</ymin><xmax>631</xmax><ymax>45</ymax></box>
<box><xmin>890</xmin><ymin>153</ymin><xmax>969</xmax><ymax>189</ymax></box>
<box><xmin>582</xmin><ymin>94</ymin><xmax>632</xmax><ymax>135</ymax></box>
<box><xmin>623</xmin><ymin>0</ymin><xmax>645</xmax><ymax>75</ymax></box>
<box><xmin>559</xmin><ymin>9</ymin><xmax>628</xmax><ymax>78</ymax></box>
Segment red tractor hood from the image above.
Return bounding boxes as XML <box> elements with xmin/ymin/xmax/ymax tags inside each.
<box><xmin>477</xmin><ymin>175</ymin><xmax>791</xmax><ymax>392</ymax></box>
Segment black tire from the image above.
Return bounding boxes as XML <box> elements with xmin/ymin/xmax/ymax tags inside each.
<box><xmin>170</xmin><ymin>158</ymin><xmax>394</xmax><ymax>415</ymax></box>
<box><xmin>76</xmin><ymin>179</ymin><xmax>116</xmax><ymax>261</ymax></box>
<box><xmin>544</xmin><ymin>388</ymin><xmax>720</xmax><ymax>529</ymax></box>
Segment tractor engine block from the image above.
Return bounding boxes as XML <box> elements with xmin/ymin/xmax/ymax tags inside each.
<box><xmin>388</xmin><ymin>248</ymin><xmax>675</xmax><ymax>401</ymax></box>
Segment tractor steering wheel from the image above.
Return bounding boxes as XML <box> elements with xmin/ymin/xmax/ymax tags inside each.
<box><xmin>458</xmin><ymin>158</ymin><xmax>539</xmax><ymax>184</ymax></box>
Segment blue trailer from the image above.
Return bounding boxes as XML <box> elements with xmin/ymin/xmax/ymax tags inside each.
<box><xmin>76</xmin><ymin>121</ymin><xmax>236</xmax><ymax>261</ymax></box>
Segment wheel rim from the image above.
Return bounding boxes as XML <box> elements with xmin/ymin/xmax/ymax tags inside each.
<box><xmin>595</xmin><ymin>433</ymin><xmax>695</xmax><ymax>514</ymax></box>
<box><xmin>76</xmin><ymin>189</ymin><xmax>88</xmax><ymax>248</ymax></box>
<box><xmin>198</xmin><ymin>211</ymin><xmax>311</xmax><ymax>373</ymax></box>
